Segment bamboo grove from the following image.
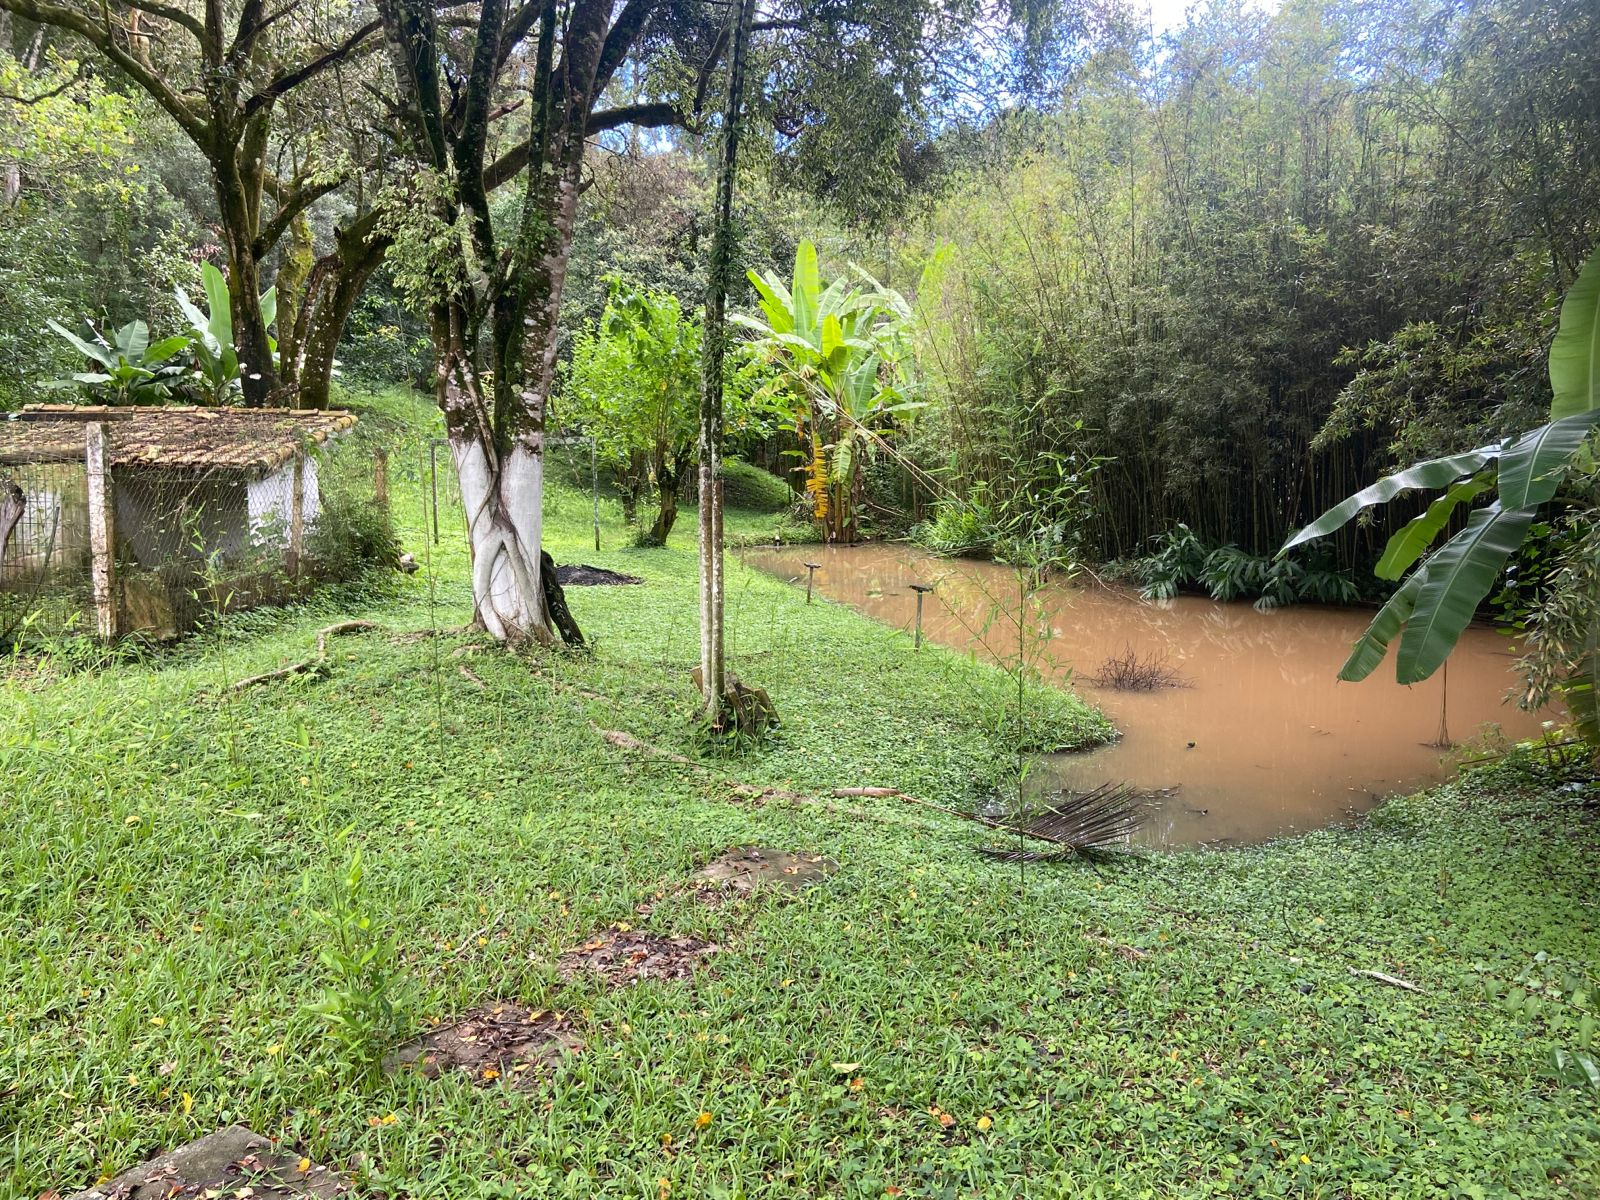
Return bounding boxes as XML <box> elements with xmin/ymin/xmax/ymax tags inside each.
<box><xmin>902</xmin><ymin>0</ymin><xmax>1600</xmax><ymax>564</ymax></box>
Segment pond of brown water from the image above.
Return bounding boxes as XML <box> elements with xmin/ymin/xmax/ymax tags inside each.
<box><xmin>741</xmin><ymin>543</ymin><xmax>1552</xmax><ymax>849</ymax></box>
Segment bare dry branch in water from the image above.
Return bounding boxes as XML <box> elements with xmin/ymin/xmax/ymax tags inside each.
<box><xmin>1090</xmin><ymin>644</ymin><xmax>1187</xmax><ymax>691</ymax></box>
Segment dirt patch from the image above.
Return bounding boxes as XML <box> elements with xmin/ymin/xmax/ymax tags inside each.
<box><xmin>67</xmin><ymin>1125</ymin><xmax>344</xmax><ymax>1199</ymax></box>
<box><xmin>385</xmin><ymin>1002</ymin><xmax>582</xmax><ymax>1087</ymax></box>
<box><xmin>694</xmin><ymin>847</ymin><xmax>839</xmax><ymax>898</ymax></box>
<box><xmin>556</xmin><ymin>926</ymin><xmax>717</xmax><ymax>987</ymax></box>
<box><xmin>555</xmin><ymin>564</ymin><xmax>644</xmax><ymax>586</ymax></box>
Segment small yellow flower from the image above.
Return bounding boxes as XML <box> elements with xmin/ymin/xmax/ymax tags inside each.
<box><xmin>149</xmin><ymin>1016</ymin><xmax>165</xmax><ymax>1027</ymax></box>
<box><xmin>976</xmin><ymin>1115</ymin><xmax>993</xmax><ymax>1132</ymax></box>
<box><xmin>695</xmin><ymin>1112</ymin><xmax>712</xmax><ymax>1129</ymax></box>
<box><xmin>1299</xmin><ymin>1154</ymin><xmax>1311</xmax><ymax>1165</ymax></box>
<box><xmin>265</xmin><ymin>1044</ymin><xmax>282</xmax><ymax>1056</ymax></box>
<box><xmin>180</xmin><ymin>1091</ymin><xmax>194</xmax><ymax>1114</ymax></box>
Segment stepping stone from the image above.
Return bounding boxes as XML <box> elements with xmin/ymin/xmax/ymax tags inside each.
<box><xmin>557</xmin><ymin>927</ymin><xmax>718</xmax><ymax>987</ymax></box>
<box><xmin>694</xmin><ymin>847</ymin><xmax>838</xmax><ymax>897</ymax></box>
<box><xmin>386</xmin><ymin>1002</ymin><xmax>583</xmax><ymax>1087</ymax></box>
<box><xmin>67</xmin><ymin>1125</ymin><xmax>344</xmax><ymax>1199</ymax></box>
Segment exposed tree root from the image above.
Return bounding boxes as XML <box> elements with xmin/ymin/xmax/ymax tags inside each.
<box><xmin>228</xmin><ymin>620</ymin><xmax>380</xmax><ymax>692</ymax></box>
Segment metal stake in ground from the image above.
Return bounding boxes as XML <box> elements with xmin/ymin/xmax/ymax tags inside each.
<box><xmin>804</xmin><ymin>562</ymin><xmax>821</xmax><ymax>604</ymax></box>
<box><xmin>911</xmin><ymin>582</ymin><xmax>934</xmax><ymax>649</ymax></box>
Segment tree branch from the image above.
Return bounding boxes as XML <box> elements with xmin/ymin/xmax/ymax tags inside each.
<box><xmin>587</xmin><ymin>100</ymin><xmax>684</xmax><ymax>134</ymax></box>
<box><xmin>241</xmin><ymin>18</ymin><xmax>381</xmax><ymax>119</ymax></box>
<box><xmin>0</xmin><ymin>0</ymin><xmax>208</xmax><ymax>140</ymax></box>
<box><xmin>124</xmin><ymin>0</ymin><xmax>206</xmax><ymax>41</ymax></box>
<box><xmin>254</xmin><ymin>171</ymin><xmax>347</xmax><ymax>257</ymax></box>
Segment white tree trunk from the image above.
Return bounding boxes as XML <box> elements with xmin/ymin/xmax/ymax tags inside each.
<box><xmin>453</xmin><ymin>434</ymin><xmax>549</xmax><ymax>643</ymax></box>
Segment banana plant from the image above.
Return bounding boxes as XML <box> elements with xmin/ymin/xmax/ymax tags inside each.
<box><xmin>43</xmin><ymin>318</ymin><xmax>193</xmax><ymax>405</ymax></box>
<box><xmin>733</xmin><ymin>240</ymin><xmax>920</xmax><ymax>542</ymax></box>
<box><xmin>1284</xmin><ymin>246</ymin><xmax>1600</xmax><ymax>685</ymax></box>
<box><xmin>175</xmin><ymin>262</ymin><xmax>277</xmax><ymax>404</ymax></box>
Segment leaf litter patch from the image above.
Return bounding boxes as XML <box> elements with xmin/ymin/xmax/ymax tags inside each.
<box><xmin>555</xmin><ymin>564</ymin><xmax>644</xmax><ymax>586</ymax></box>
<box><xmin>67</xmin><ymin>1125</ymin><xmax>344</xmax><ymax>1199</ymax></box>
<box><xmin>556</xmin><ymin>925</ymin><xmax>718</xmax><ymax>987</ymax></box>
<box><xmin>693</xmin><ymin>846</ymin><xmax>838</xmax><ymax>902</ymax></box>
<box><xmin>386</xmin><ymin>1002</ymin><xmax>583</xmax><ymax>1087</ymax></box>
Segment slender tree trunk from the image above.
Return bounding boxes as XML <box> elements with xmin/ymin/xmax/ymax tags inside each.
<box><xmin>650</xmin><ymin>453</ymin><xmax>681</xmax><ymax>545</ymax></box>
<box><xmin>697</xmin><ymin>0</ymin><xmax>754</xmax><ymax>723</ymax></box>
<box><xmin>294</xmin><ymin>217</ymin><xmax>389</xmax><ymax>410</ymax></box>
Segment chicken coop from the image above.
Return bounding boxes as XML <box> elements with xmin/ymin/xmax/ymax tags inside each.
<box><xmin>0</xmin><ymin>405</ymin><xmax>369</xmax><ymax>641</ymax></box>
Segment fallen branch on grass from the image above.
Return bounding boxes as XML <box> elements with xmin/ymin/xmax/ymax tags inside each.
<box><xmin>229</xmin><ymin>621</ymin><xmax>381</xmax><ymax>692</ymax></box>
<box><xmin>1348</xmin><ymin>968</ymin><xmax>1424</xmax><ymax>993</ymax></box>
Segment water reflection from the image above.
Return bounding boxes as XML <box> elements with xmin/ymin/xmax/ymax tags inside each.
<box><xmin>742</xmin><ymin>543</ymin><xmax>1552</xmax><ymax>849</ymax></box>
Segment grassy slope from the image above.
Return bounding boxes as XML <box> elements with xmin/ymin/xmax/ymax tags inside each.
<box><xmin>2</xmin><ymin>390</ymin><xmax>1597</xmax><ymax>1199</ymax></box>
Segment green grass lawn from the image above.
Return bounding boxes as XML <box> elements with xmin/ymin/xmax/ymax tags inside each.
<box><xmin>2</xmin><ymin>389</ymin><xmax>1597</xmax><ymax>1198</ymax></box>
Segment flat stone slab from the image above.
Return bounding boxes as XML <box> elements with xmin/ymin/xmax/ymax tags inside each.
<box><xmin>386</xmin><ymin>1002</ymin><xmax>582</xmax><ymax>1087</ymax></box>
<box><xmin>68</xmin><ymin>1125</ymin><xmax>345</xmax><ymax>1199</ymax></box>
<box><xmin>556</xmin><ymin>926</ymin><xmax>718</xmax><ymax>987</ymax></box>
<box><xmin>694</xmin><ymin>847</ymin><xmax>838</xmax><ymax>897</ymax></box>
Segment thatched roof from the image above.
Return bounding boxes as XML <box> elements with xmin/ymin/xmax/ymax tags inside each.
<box><xmin>0</xmin><ymin>406</ymin><xmax>357</xmax><ymax>473</ymax></box>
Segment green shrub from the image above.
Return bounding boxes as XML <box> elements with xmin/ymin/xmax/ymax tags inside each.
<box><xmin>1133</xmin><ymin>524</ymin><xmax>1361</xmax><ymax>610</ymax></box>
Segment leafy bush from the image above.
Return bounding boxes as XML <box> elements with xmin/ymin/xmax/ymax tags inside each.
<box><xmin>1133</xmin><ymin>525</ymin><xmax>1360</xmax><ymax>610</ymax></box>
<box><xmin>913</xmin><ymin>494</ymin><xmax>996</xmax><ymax>558</ymax></box>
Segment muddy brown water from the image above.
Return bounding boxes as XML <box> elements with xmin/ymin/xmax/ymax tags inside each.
<box><xmin>742</xmin><ymin>544</ymin><xmax>1553</xmax><ymax>849</ymax></box>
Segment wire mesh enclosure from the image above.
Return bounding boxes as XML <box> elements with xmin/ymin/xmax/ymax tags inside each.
<box><xmin>0</xmin><ymin>458</ymin><xmax>94</xmax><ymax>640</ymax></box>
<box><xmin>0</xmin><ymin>406</ymin><xmax>387</xmax><ymax>642</ymax></box>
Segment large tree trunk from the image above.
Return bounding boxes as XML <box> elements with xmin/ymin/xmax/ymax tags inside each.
<box><xmin>451</xmin><ymin>422</ymin><xmax>552</xmax><ymax>641</ymax></box>
<box><xmin>210</xmin><ymin>118</ymin><xmax>280</xmax><ymax>406</ymax></box>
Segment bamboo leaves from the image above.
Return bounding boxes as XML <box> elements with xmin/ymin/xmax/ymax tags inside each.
<box><xmin>1291</xmin><ymin>246</ymin><xmax>1600</xmax><ymax>687</ymax></box>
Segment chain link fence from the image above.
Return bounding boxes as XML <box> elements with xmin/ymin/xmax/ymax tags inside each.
<box><xmin>0</xmin><ymin>409</ymin><xmax>390</xmax><ymax>643</ymax></box>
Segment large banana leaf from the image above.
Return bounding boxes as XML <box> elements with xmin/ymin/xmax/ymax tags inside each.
<box><xmin>1394</xmin><ymin>502</ymin><xmax>1535</xmax><ymax>684</ymax></box>
<box><xmin>1549</xmin><ymin>248</ymin><xmax>1600</xmax><ymax>420</ymax></box>
<box><xmin>1498</xmin><ymin>407</ymin><xmax>1600</xmax><ymax>509</ymax></box>
<box><xmin>201</xmin><ymin>262</ymin><xmax>234</xmax><ymax>349</ymax></box>
<box><xmin>742</xmin><ymin>270</ymin><xmax>793</xmax><ymax>334</ymax></box>
<box><xmin>1281</xmin><ymin>442</ymin><xmax>1505</xmax><ymax>551</ymax></box>
<box><xmin>1373</xmin><ymin>475</ymin><xmax>1491</xmax><ymax>580</ymax></box>
<box><xmin>791</xmin><ymin>240</ymin><xmax>821</xmax><ymax>346</ymax></box>
<box><xmin>115</xmin><ymin>320</ymin><xmax>150</xmax><ymax>361</ymax></box>
<box><xmin>1339</xmin><ymin>572</ymin><xmax>1423</xmax><ymax>681</ymax></box>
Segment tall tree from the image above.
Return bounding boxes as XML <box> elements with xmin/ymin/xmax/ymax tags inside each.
<box><xmin>696</xmin><ymin>0</ymin><xmax>752</xmax><ymax>724</ymax></box>
<box><xmin>374</xmin><ymin>0</ymin><xmax>1085</xmax><ymax>644</ymax></box>
<box><xmin>0</xmin><ymin>0</ymin><xmax>381</xmax><ymax>405</ymax></box>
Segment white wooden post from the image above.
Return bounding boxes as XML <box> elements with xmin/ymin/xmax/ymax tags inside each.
<box><xmin>85</xmin><ymin>421</ymin><xmax>117</xmax><ymax>639</ymax></box>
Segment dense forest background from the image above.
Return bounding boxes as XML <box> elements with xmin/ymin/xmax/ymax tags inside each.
<box><xmin>2</xmin><ymin>0</ymin><xmax>1596</xmax><ymax>567</ymax></box>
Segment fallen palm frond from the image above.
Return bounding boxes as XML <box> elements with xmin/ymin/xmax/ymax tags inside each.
<box><xmin>976</xmin><ymin>781</ymin><xmax>1151</xmax><ymax>860</ymax></box>
<box><xmin>1090</xmin><ymin>644</ymin><xmax>1186</xmax><ymax>691</ymax></box>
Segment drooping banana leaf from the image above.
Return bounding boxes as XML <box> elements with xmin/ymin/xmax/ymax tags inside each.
<box><xmin>1395</xmin><ymin>502</ymin><xmax>1535</xmax><ymax>684</ymax></box>
<box><xmin>1281</xmin><ymin>442</ymin><xmax>1507</xmax><ymax>552</ymax></box>
<box><xmin>1340</xmin><ymin>572</ymin><xmax>1424</xmax><ymax>681</ymax></box>
<box><xmin>1549</xmin><ymin>247</ymin><xmax>1600</xmax><ymax>420</ymax></box>
<box><xmin>1374</xmin><ymin>476</ymin><xmax>1491</xmax><ymax>581</ymax></box>
<box><xmin>46</xmin><ymin>319</ymin><xmax>113</xmax><ymax>369</ymax></box>
<box><xmin>1497</xmin><ymin>407</ymin><xmax>1600</xmax><ymax>509</ymax></box>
